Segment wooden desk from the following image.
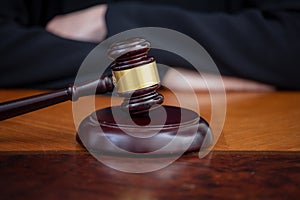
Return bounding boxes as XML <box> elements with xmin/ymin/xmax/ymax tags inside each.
<box><xmin>0</xmin><ymin>89</ymin><xmax>299</xmax><ymax>199</ymax></box>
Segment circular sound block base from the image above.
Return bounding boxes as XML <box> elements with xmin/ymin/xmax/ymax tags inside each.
<box><xmin>77</xmin><ymin>105</ymin><xmax>212</xmax><ymax>155</ymax></box>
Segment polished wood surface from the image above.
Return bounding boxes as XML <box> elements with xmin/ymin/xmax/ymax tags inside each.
<box><xmin>0</xmin><ymin>89</ymin><xmax>300</xmax><ymax>199</ymax></box>
<box><xmin>1</xmin><ymin>151</ymin><xmax>299</xmax><ymax>200</ymax></box>
<box><xmin>1</xmin><ymin>89</ymin><xmax>299</xmax><ymax>152</ymax></box>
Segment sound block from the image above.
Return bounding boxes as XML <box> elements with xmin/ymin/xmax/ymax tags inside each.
<box><xmin>77</xmin><ymin>105</ymin><xmax>212</xmax><ymax>156</ymax></box>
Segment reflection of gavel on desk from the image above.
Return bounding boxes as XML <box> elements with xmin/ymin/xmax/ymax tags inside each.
<box><xmin>0</xmin><ymin>38</ymin><xmax>212</xmax><ymax>155</ymax></box>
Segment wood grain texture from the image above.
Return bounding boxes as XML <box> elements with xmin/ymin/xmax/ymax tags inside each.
<box><xmin>0</xmin><ymin>89</ymin><xmax>300</xmax><ymax>151</ymax></box>
<box><xmin>0</xmin><ymin>151</ymin><xmax>299</xmax><ymax>200</ymax></box>
<box><xmin>0</xmin><ymin>89</ymin><xmax>300</xmax><ymax>200</ymax></box>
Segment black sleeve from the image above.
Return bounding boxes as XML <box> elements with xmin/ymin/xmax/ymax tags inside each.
<box><xmin>0</xmin><ymin>22</ymin><xmax>97</xmax><ymax>89</ymax></box>
<box><xmin>105</xmin><ymin>2</ymin><xmax>300</xmax><ymax>90</ymax></box>
<box><xmin>0</xmin><ymin>2</ymin><xmax>98</xmax><ymax>89</ymax></box>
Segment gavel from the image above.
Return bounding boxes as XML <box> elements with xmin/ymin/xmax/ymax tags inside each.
<box><xmin>0</xmin><ymin>38</ymin><xmax>212</xmax><ymax>154</ymax></box>
<box><xmin>0</xmin><ymin>38</ymin><xmax>162</xmax><ymax>120</ymax></box>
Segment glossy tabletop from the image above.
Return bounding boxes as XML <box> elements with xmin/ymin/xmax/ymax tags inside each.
<box><xmin>0</xmin><ymin>89</ymin><xmax>299</xmax><ymax>199</ymax></box>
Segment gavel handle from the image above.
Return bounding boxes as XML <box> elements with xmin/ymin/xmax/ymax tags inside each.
<box><xmin>0</xmin><ymin>75</ymin><xmax>114</xmax><ymax>121</ymax></box>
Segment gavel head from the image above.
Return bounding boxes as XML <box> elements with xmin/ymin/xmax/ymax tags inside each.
<box><xmin>107</xmin><ymin>38</ymin><xmax>164</xmax><ymax>115</ymax></box>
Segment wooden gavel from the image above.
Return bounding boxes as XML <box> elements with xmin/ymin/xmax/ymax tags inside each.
<box><xmin>0</xmin><ymin>37</ymin><xmax>212</xmax><ymax>154</ymax></box>
<box><xmin>0</xmin><ymin>38</ymin><xmax>164</xmax><ymax>121</ymax></box>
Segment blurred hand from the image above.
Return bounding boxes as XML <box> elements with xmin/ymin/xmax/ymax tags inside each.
<box><xmin>163</xmin><ymin>68</ymin><xmax>275</xmax><ymax>92</ymax></box>
<box><xmin>46</xmin><ymin>5</ymin><xmax>107</xmax><ymax>42</ymax></box>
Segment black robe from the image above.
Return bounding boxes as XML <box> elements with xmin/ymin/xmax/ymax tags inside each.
<box><xmin>0</xmin><ymin>0</ymin><xmax>299</xmax><ymax>89</ymax></box>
